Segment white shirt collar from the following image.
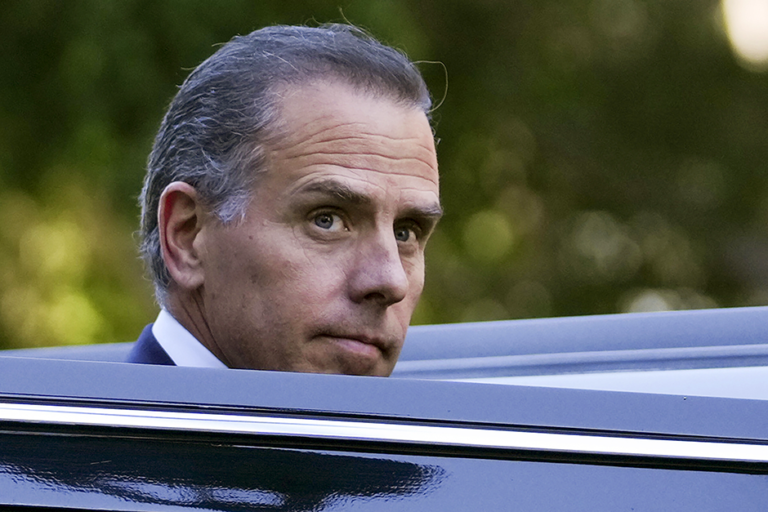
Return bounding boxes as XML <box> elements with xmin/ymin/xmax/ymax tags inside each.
<box><xmin>152</xmin><ymin>309</ymin><xmax>227</xmax><ymax>368</ymax></box>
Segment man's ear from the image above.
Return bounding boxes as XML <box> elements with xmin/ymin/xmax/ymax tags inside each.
<box><xmin>158</xmin><ymin>182</ymin><xmax>207</xmax><ymax>291</ymax></box>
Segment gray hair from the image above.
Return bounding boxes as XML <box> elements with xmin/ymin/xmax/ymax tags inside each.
<box><xmin>139</xmin><ymin>23</ymin><xmax>432</xmax><ymax>304</ymax></box>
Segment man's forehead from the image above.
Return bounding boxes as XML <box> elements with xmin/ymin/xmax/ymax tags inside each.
<box><xmin>262</xmin><ymin>80</ymin><xmax>439</xmax><ymax>190</ymax></box>
<box><xmin>270</xmin><ymin>80</ymin><xmax>435</xmax><ymax>147</ymax></box>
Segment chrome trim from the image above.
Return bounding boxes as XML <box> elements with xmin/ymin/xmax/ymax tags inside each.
<box><xmin>1</xmin><ymin>402</ymin><xmax>766</xmax><ymax>463</ymax></box>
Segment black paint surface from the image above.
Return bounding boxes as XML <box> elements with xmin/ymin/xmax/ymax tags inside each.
<box><xmin>1</xmin><ymin>430</ymin><xmax>766</xmax><ymax>511</ymax></box>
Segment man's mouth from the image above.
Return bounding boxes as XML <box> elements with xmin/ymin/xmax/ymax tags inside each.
<box><xmin>317</xmin><ymin>332</ymin><xmax>390</xmax><ymax>357</ymax></box>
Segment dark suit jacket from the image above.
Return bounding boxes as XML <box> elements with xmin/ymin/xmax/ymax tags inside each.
<box><xmin>126</xmin><ymin>324</ymin><xmax>175</xmax><ymax>365</ymax></box>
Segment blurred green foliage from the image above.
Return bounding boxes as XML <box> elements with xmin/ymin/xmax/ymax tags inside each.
<box><xmin>1</xmin><ymin>0</ymin><xmax>767</xmax><ymax>348</ymax></box>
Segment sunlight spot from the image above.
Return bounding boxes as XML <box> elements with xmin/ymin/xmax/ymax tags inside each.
<box><xmin>620</xmin><ymin>288</ymin><xmax>718</xmax><ymax>312</ymax></box>
<box><xmin>562</xmin><ymin>211</ymin><xmax>642</xmax><ymax>282</ymax></box>
<box><xmin>19</xmin><ymin>219</ymin><xmax>89</xmax><ymax>281</ymax></box>
<box><xmin>722</xmin><ymin>0</ymin><xmax>768</xmax><ymax>70</ymax></box>
<box><xmin>45</xmin><ymin>290</ymin><xmax>105</xmax><ymax>345</ymax></box>
<box><xmin>462</xmin><ymin>210</ymin><xmax>515</xmax><ymax>263</ymax></box>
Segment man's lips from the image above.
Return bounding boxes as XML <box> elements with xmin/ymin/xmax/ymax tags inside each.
<box><xmin>316</xmin><ymin>332</ymin><xmax>392</xmax><ymax>355</ymax></box>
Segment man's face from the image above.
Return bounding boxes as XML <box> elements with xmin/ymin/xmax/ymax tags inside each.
<box><xmin>195</xmin><ymin>81</ymin><xmax>440</xmax><ymax>376</ymax></box>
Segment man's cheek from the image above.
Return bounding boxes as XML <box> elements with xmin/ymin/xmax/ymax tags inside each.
<box><xmin>404</xmin><ymin>259</ymin><xmax>426</xmax><ymax>294</ymax></box>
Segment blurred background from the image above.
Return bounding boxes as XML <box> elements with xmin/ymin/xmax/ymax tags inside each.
<box><xmin>1</xmin><ymin>0</ymin><xmax>767</xmax><ymax>349</ymax></box>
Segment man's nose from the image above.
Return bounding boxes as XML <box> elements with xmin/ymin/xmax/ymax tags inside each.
<box><xmin>348</xmin><ymin>231</ymin><xmax>409</xmax><ymax>306</ymax></box>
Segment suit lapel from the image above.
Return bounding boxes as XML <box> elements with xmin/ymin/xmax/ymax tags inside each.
<box><xmin>126</xmin><ymin>324</ymin><xmax>175</xmax><ymax>365</ymax></box>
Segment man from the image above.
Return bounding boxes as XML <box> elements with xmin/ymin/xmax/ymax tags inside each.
<box><xmin>126</xmin><ymin>24</ymin><xmax>441</xmax><ymax>376</ymax></box>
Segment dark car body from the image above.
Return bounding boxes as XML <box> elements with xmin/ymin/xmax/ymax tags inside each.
<box><xmin>1</xmin><ymin>307</ymin><xmax>767</xmax><ymax>510</ymax></box>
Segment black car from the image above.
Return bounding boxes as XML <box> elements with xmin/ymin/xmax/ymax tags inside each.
<box><xmin>1</xmin><ymin>306</ymin><xmax>767</xmax><ymax>510</ymax></box>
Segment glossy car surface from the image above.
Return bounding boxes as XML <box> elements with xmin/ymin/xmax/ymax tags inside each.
<box><xmin>1</xmin><ymin>307</ymin><xmax>767</xmax><ymax>510</ymax></box>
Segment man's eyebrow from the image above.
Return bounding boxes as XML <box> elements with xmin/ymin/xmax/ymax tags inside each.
<box><xmin>404</xmin><ymin>202</ymin><xmax>444</xmax><ymax>223</ymax></box>
<box><xmin>300</xmin><ymin>179</ymin><xmax>443</xmax><ymax>222</ymax></box>
<box><xmin>301</xmin><ymin>180</ymin><xmax>371</xmax><ymax>205</ymax></box>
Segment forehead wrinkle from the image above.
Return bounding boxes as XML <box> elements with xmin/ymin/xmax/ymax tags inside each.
<box><xmin>268</xmin><ymin>144</ymin><xmax>438</xmax><ymax>181</ymax></box>
<box><xmin>276</xmin><ymin>133</ymin><xmax>436</xmax><ymax>164</ymax></box>
<box><xmin>291</xmin><ymin>150</ymin><xmax>437</xmax><ymax>172</ymax></box>
<box><xmin>301</xmin><ymin>124</ymin><xmax>434</xmax><ymax>147</ymax></box>
<box><xmin>273</xmin><ymin>118</ymin><xmax>436</xmax><ymax>155</ymax></box>
<box><xmin>277</xmin><ymin>141</ymin><xmax>438</xmax><ymax>178</ymax></box>
<box><xmin>291</xmin><ymin>161</ymin><xmax>440</xmax><ymax>188</ymax></box>
<box><xmin>308</xmin><ymin>134</ymin><xmax>437</xmax><ymax>160</ymax></box>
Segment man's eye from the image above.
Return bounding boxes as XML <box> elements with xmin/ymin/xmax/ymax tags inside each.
<box><xmin>394</xmin><ymin>227</ymin><xmax>411</xmax><ymax>242</ymax></box>
<box><xmin>394</xmin><ymin>224</ymin><xmax>418</xmax><ymax>243</ymax></box>
<box><xmin>314</xmin><ymin>212</ymin><xmax>345</xmax><ymax>231</ymax></box>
